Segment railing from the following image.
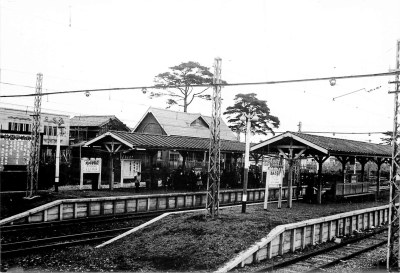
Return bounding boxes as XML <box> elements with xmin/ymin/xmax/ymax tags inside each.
<box><xmin>0</xmin><ymin>186</ymin><xmax>306</xmax><ymax>226</ymax></box>
<box><xmin>335</xmin><ymin>181</ymin><xmax>370</xmax><ymax>195</ymax></box>
<box><xmin>215</xmin><ymin>204</ymin><xmax>389</xmax><ymax>272</ymax></box>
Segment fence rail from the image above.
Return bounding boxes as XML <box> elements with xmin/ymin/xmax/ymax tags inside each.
<box><xmin>215</xmin><ymin>204</ymin><xmax>389</xmax><ymax>272</ymax></box>
<box><xmin>0</xmin><ymin>186</ymin><xmax>306</xmax><ymax>226</ymax></box>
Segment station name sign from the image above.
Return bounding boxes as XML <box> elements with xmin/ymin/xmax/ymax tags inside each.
<box><xmin>81</xmin><ymin>158</ymin><xmax>101</xmax><ymax>173</ymax></box>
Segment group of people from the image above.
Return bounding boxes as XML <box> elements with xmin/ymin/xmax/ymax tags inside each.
<box><xmin>166</xmin><ymin>167</ymin><xmax>206</xmax><ymax>191</ymax></box>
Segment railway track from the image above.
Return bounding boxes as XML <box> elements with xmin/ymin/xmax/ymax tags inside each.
<box><xmin>256</xmin><ymin>228</ymin><xmax>387</xmax><ymax>272</ymax></box>
<box><xmin>0</xmin><ymin>199</ymin><xmax>294</xmax><ymax>259</ymax></box>
<box><xmin>1</xmin><ymin>211</ymin><xmax>161</xmax><ymax>258</ymax></box>
<box><xmin>1</xmin><ymin>227</ymin><xmax>134</xmax><ymax>257</ymax></box>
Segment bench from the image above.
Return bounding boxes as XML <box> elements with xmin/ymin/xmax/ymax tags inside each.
<box><xmin>333</xmin><ymin>182</ymin><xmax>375</xmax><ymax>201</ymax></box>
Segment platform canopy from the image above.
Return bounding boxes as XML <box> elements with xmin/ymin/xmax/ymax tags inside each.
<box><xmin>250</xmin><ymin>131</ymin><xmax>391</xmax><ymax>160</ymax></box>
<box><xmin>251</xmin><ymin>131</ymin><xmax>392</xmax><ymax>207</ymax></box>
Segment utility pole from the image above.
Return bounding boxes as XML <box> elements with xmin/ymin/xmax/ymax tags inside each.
<box><xmin>206</xmin><ymin>57</ymin><xmax>222</xmax><ymax>218</ymax></box>
<box><xmin>26</xmin><ymin>73</ymin><xmax>43</xmax><ymax>198</ymax></box>
<box><xmin>387</xmin><ymin>39</ymin><xmax>400</xmax><ymax>270</ymax></box>
<box><xmin>55</xmin><ymin>118</ymin><xmax>64</xmax><ymax>192</ymax></box>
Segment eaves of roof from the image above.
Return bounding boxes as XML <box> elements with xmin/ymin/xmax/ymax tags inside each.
<box><xmin>251</xmin><ymin>131</ymin><xmax>391</xmax><ymax>158</ymax></box>
<box><xmin>85</xmin><ymin>130</ymin><xmax>245</xmax><ymax>153</ymax></box>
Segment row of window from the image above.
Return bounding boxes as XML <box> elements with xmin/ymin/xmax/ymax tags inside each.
<box><xmin>8</xmin><ymin>122</ymin><xmax>61</xmax><ymax>136</ymax></box>
<box><xmin>43</xmin><ymin>125</ymin><xmax>58</xmax><ymax>136</ymax></box>
<box><xmin>8</xmin><ymin>122</ymin><xmax>31</xmax><ymax>133</ymax></box>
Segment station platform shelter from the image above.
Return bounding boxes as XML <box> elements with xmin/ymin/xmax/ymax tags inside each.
<box><xmin>251</xmin><ymin>131</ymin><xmax>392</xmax><ymax>207</ymax></box>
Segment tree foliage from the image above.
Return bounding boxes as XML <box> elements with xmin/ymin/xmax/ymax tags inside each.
<box><xmin>380</xmin><ymin>131</ymin><xmax>394</xmax><ymax>145</ymax></box>
<box><xmin>223</xmin><ymin>93</ymin><xmax>280</xmax><ymax>136</ymax></box>
<box><xmin>151</xmin><ymin>61</ymin><xmax>224</xmax><ymax>112</ymax></box>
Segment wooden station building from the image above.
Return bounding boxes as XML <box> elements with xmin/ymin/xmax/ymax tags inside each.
<box><xmin>79</xmin><ymin>107</ymin><xmax>245</xmax><ymax>189</ymax></box>
<box><xmin>84</xmin><ymin>131</ymin><xmax>245</xmax><ymax>189</ymax></box>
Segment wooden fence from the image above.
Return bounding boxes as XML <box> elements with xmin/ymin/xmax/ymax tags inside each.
<box><xmin>215</xmin><ymin>204</ymin><xmax>389</xmax><ymax>272</ymax></box>
<box><xmin>0</xmin><ymin>186</ymin><xmax>306</xmax><ymax>226</ymax></box>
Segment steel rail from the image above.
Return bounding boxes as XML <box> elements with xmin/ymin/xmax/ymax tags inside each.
<box><xmin>1</xmin><ymin>227</ymin><xmax>134</xmax><ymax>257</ymax></box>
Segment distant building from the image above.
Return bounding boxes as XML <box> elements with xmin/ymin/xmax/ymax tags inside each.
<box><xmin>0</xmin><ymin>107</ymin><xmax>70</xmax><ymax>191</ymax></box>
<box><xmin>0</xmin><ymin>107</ymin><xmax>70</xmax><ymax>150</ymax></box>
<box><xmin>69</xmin><ymin>115</ymin><xmax>131</xmax><ymax>144</ymax></box>
<box><xmin>132</xmin><ymin>107</ymin><xmax>239</xmax><ymax>170</ymax></box>
<box><xmin>132</xmin><ymin>107</ymin><xmax>237</xmax><ymax>141</ymax></box>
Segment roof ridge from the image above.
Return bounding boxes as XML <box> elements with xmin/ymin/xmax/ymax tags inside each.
<box><xmin>292</xmin><ymin>131</ymin><xmax>388</xmax><ymax>146</ymax></box>
<box><xmin>149</xmin><ymin>106</ymin><xmax>207</xmax><ymax>117</ymax></box>
<box><xmin>110</xmin><ymin>130</ymin><xmax>242</xmax><ymax>143</ymax></box>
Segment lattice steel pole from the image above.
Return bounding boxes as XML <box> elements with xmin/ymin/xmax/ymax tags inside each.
<box><xmin>388</xmin><ymin>40</ymin><xmax>400</xmax><ymax>270</ymax></box>
<box><xmin>206</xmin><ymin>58</ymin><xmax>222</xmax><ymax>218</ymax></box>
<box><xmin>26</xmin><ymin>73</ymin><xmax>43</xmax><ymax>198</ymax></box>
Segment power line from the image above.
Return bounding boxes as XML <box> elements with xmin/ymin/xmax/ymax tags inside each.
<box><xmin>1</xmin><ymin>71</ymin><xmax>398</xmax><ymax>98</ymax></box>
<box><xmin>332</xmin><ymin>86</ymin><xmax>382</xmax><ymax>101</ymax></box>
<box><xmin>0</xmin><ymin>81</ymin><xmax>59</xmax><ymax>92</ymax></box>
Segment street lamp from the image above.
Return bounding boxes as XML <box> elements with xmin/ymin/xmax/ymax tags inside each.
<box><xmin>240</xmin><ymin>111</ymin><xmax>259</xmax><ymax>213</ymax></box>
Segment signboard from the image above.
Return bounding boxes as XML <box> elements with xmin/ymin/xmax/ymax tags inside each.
<box><xmin>120</xmin><ymin>159</ymin><xmax>141</xmax><ymax>186</ymax></box>
<box><xmin>81</xmin><ymin>158</ymin><xmax>101</xmax><ymax>173</ymax></box>
<box><xmin>80</xmin><ymin>158</ymin><xmax>102</xmax><ymax>189</ymax></box>
<box><xmin>0</xmin><ymin>133</ymin><xmax>31</xmax><ymax>167</ymax></box>
<box><xmin>264</xmin><ymin>157</ymin><xmax>285</xmax><ymax>210</ymax></box>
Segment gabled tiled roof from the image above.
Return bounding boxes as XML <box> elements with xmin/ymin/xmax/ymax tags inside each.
<box><xmin>70</xmin><ymin>115</ymin><xmax>117</xmax><ymax>127</ymax></box>
<box><xmin>291</xmin><ymin>132</ymin><xmax>391</xmax><ymax>157</ymax></box>
<box><xmin>70</xmin><ymin>115</ymin><xmax>130</xmax><ymax>131</ymax></box>
<box><xmin>251</xmin><ymin>131</ymin><xmax>391</xmax><ymax>158</ymax></box>
<box><xmin>85</xmin><ymin>130</ymin><xmax>245</xmax><ymax>153</ymax></box>
<box><xmin>133</xmin><ymin>107</ymin><xmax>237</xmax><ymax>141</ymax></box>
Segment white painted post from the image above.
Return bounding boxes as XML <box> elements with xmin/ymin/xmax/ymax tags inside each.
<box><xmin>264</xmin><ymin>168</ymin><xmax>270</xmax><ymax>210</ymax></box>
<box><xmin>278</xmin><ymin>185</ymin><xmax>282</xmax><ymax>209</ymax></box>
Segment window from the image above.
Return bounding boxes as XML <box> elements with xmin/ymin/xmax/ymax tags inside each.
<box><xmin>157</xmin><ymin>151</ymin><xmax>162</xmax><ymax>160</ymax></box>
<box><xmin>8</xmin><ymin>122</ymin><xmax>29</xmax><ymax>132</ymax></box>
<box><xmin>169</xmin><ymin>152</ymin><xmax>180</xmax><ymax>162</ymax></box>
<box><xmin>44</xmin><ymin>125</ymin><xmax>48</xmax><ymax>135</ymax></box>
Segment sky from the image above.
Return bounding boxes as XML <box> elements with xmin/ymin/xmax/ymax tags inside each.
<box><xmin>1</xmin><ymin>0</ymin><xmax>399</xmax><ymax>144</ymax></box>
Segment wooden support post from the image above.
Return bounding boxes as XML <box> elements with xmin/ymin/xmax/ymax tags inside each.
<box><xmin>328</xmin><ymin>221</ymin><xmax>332</xmax><ymax>240</ymax></box>
<box><xmin>44</xmin><ymin>209</ymin><xmax>48</xmax><ymax>222</ymax></box>
<box><xmin>335</xmin><ymin>219</ymin><xmax>340</xmax><ymax>237</ymax></box>
<box><xmin>291</xmin><ymin>229</ymin><xmax>296</xmax><ymax>252</ymax></box>
<box><xmin>319</xmin><ymin>223</ymin><xmax>324</xmax><ymax>243</ymax></box>
<box><xmin>74</xmin><ymin>203</ymin><xmax>78</xmax><ymax>219</ymax></box>
<box><xmin>313</xmin><ymin>155</ymin><xmax>329</xmax><ymax>204</ymax></box>
<box><xmin>59</xmin><ymin>204</ymin><xmax>63</xmax><ymax>220</ymax></box>
<box><xmin>267</xmin><ymin>243</ymin><xmax>272</xmax><ymax>259</ymax></box>
<box><xmin>287</xmin><ymin>158</ymin><xmax>293</xmax><ymax>208</ymax></box>
<box><xmin>301</xmin><ymin>226</ymin><xmax>306</xmax><ymax>248</ymax></box>
<box><xmin>278</xmin><ymin>185</ymin><xmax>282</xmax><ymax>209</ymax></box>
<box><xmin>311</xmin><ymin>224</ymin><xmax>315</xmax><ymax>245</ymax></box>
<box><xmin>279</xmin><ymin>233</ymin><xmax>284</xmax><ymax>255</ymax></box>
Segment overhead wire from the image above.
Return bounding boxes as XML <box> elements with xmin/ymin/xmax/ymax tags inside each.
<box><xmin>0</xmin><ymin>70</ymin><xmax>398</xmax><ymax>98</ymax></box>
